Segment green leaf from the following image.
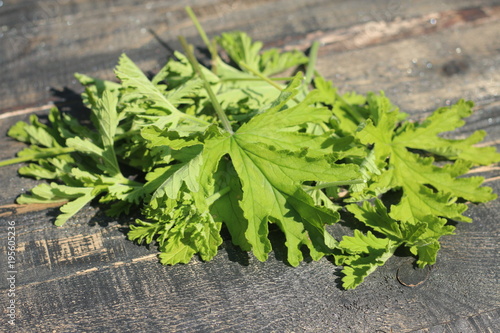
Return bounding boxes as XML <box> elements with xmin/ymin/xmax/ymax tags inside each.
<box><xmin>355</xmin><ymin>94</ymin><xmax>497</xmax><ymax>223</ymax></box>
<box><xmin>139</xmin><ymin>190</ymin><xmax>223</xmax><ymax>265</ymax></box>
<box><xmin>411</xmin><ymin>241</ymin><xmax>441</xmax><ymax>268</ymax></box>
<box><xmin>394</xmin><ymin>100</ymin><xmax>500</xmax><ymax>165</ymax></box>
<box><xmin>55</xmin><ymin>190</ymin><xmax>96</xmax><ymax>226</ymax></box>
<box><xmin>196</xmin><ymin>82</ymin><xmax>361</xmax><ymax>264</ymax></box>
<box><xmin>2</xmin><ymin>18</ymin><xmax>499</xmax><ymax>291</ymax></box>
<box><xmin>75</xmin><ymin>72</ymin><xmax>122</xmax><ymax>111</ymax></box>
<box><xmin>209</xmin><ymin>158</ymin><xmax>252</xmax><ymax>251</ymax></box>
<box><xmin>337</xmin><ymin>230</ymin><xmax>398</xmax><ymax>290</ymax></box>
<box><xmin>217</xmin><ymin>31</ymin><xmax>308</xmax><ymax>76</ymax></box>
<box><xmin>114</xmin><ymin>53</ymin><xmax>210</xmax><ymax>131</ymax></box>
<box><xmin>151</xmin><ymin>152</ymin><xmax>203</xmax><ymax>206</ymax></box>
<box><xmin>93</xmin><ymin>89</ymin><xmax>121</xmax><ymax>176</ymax></box>
<box><xmin>345</xmin><ymin>199</ymin><xmax>454</xmax><ymax>269</ymax></box>
<box><xmin>128</xmin><ymin>219</ymin><xmax>170</xmax><ymax>245</ymax></box>
<box><xmin>115</xmin><ymin>54</ymin><xmax>180</xmax><ymax>114</ymax></box>
<box><xmin>17</xmin><ymin>183</ymin><xmax>96</xmax><ymax>226</ymax></box>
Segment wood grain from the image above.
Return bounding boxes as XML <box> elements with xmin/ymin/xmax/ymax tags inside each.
<box><xmin>1</xmin><ymin>0</ymin><xmax>499</xmax><ymax>332</ymax></box>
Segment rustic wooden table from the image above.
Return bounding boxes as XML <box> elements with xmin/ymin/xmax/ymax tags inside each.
<box><xmin>1</xmin><ymin>1</ymin><xmax>499</xmax><ymax>332</ymax></box>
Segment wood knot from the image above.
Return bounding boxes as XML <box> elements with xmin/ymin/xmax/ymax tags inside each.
<box><xmin>441</xmin><ymin>59</ymin><xmax>470</xmax><ymax>76</ymax></box>
<box><xmin>397</xmin><ymin>262</ymin><xmax>433</xmax><ymax>287</ymax></box>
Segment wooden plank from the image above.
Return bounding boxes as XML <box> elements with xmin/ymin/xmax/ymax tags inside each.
<box><xmin>1</xmin><ymin>0</ymin><xmax>498</xmax><ymax>112</ymax></box>
<box><xmin>1</xmin><ymin>1</ymin><xmax>499</xmax><ymax>332</ymax></box>
<box><xmin>2</xmin><ymin>195</ymin><xmax>499</xmax><ymax>332</ymax></box>
<box><xmin>412</xmin><ymin>309</ymin><xmax>500</xmax><ymax>333</ymax></box>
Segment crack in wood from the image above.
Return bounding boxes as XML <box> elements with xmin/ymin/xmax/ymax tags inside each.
<box><xmin>272</xmin><ymin>5</ymin><xmax>500</xmax><ymax>53</ymax></box>
<box><xmin>483</xmin><ymin>175</ymin><xmax>500</xmax><ymax>183</ymax></box>
<box><xmin>409</xmin><ymin>308</ymin><xmax>500</xmax><ymax>332</ymax></box>
<box><xmin>0</xmin><ymin>103</ymin><xmax>54</xmax><ymax>119</ymax></box>
<box><xmin>467</xmin><ymin>165</ymin><xmax>500</xmax><ymax>174</ymax></box>
<box><xmin>14</xmin><ymin>253</ymin><xmax>158</xmax><ymax>290</ymax></box>
<box><xmin>0</xmin><ymin>202</ymin><xmax>67</xmax><ymax>218</ymax></box>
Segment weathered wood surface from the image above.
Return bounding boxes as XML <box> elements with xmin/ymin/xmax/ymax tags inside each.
<box><xmin>1</xmin><ymin>0</ymin><xmax>499</xmax><ymax>332</ymax></box>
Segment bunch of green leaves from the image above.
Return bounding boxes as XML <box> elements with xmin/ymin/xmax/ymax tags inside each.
<box><xmin>1</xmin><ymin>7</ymin><xmax>499</xmax><ymax>289</ymax></box>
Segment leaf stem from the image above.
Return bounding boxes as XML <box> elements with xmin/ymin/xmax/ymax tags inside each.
<box><xmin>220</xmin><ymin>76</ymin><xmax>295</xmax><ymax>82</ymax></box>
<box><xmin>305</xmin><ymin>41</ymin><xmax>320</xmax><ymax>85</ymax></box>
<box><xmin>114</xmin><ymin>130</ymin><xmax>140</xmax><ymax>142</ymax></box>
<box><xmin>206</xmin><ymin>186</ymin><xmax>231</xmax><ymax>206</ymax></box>
<box><xmin>336</xmin><ymin>93</ymin><xmax>365</xmax><ymax>123</ymax></box>
<box><xmin>310</xmin><ymin>179</ymin><xmax>365</xmax><ymax>190</ymax></box>
<box><xmin>0</xmin><ymin>147</ymin><xmax>76</xmax><ymax>167</ymax></box>
<box><xmin>238</xmin><ymin>61</ymin><xmax>284</xmax><ymax>91</ymax></box>
<box><xmin>185</xmin><ymin>6</ymin><xmax>219</xmax><ymax>71</ymax></box>
<box><xmin>239</xmin><ymin>61</ymin><xmax>302</xmax><ymax>104</ymax></box>
<box><xmin>179</xmin><ymin>36</ymin><xmax>234</xmax><ymax>134</ymax></box>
